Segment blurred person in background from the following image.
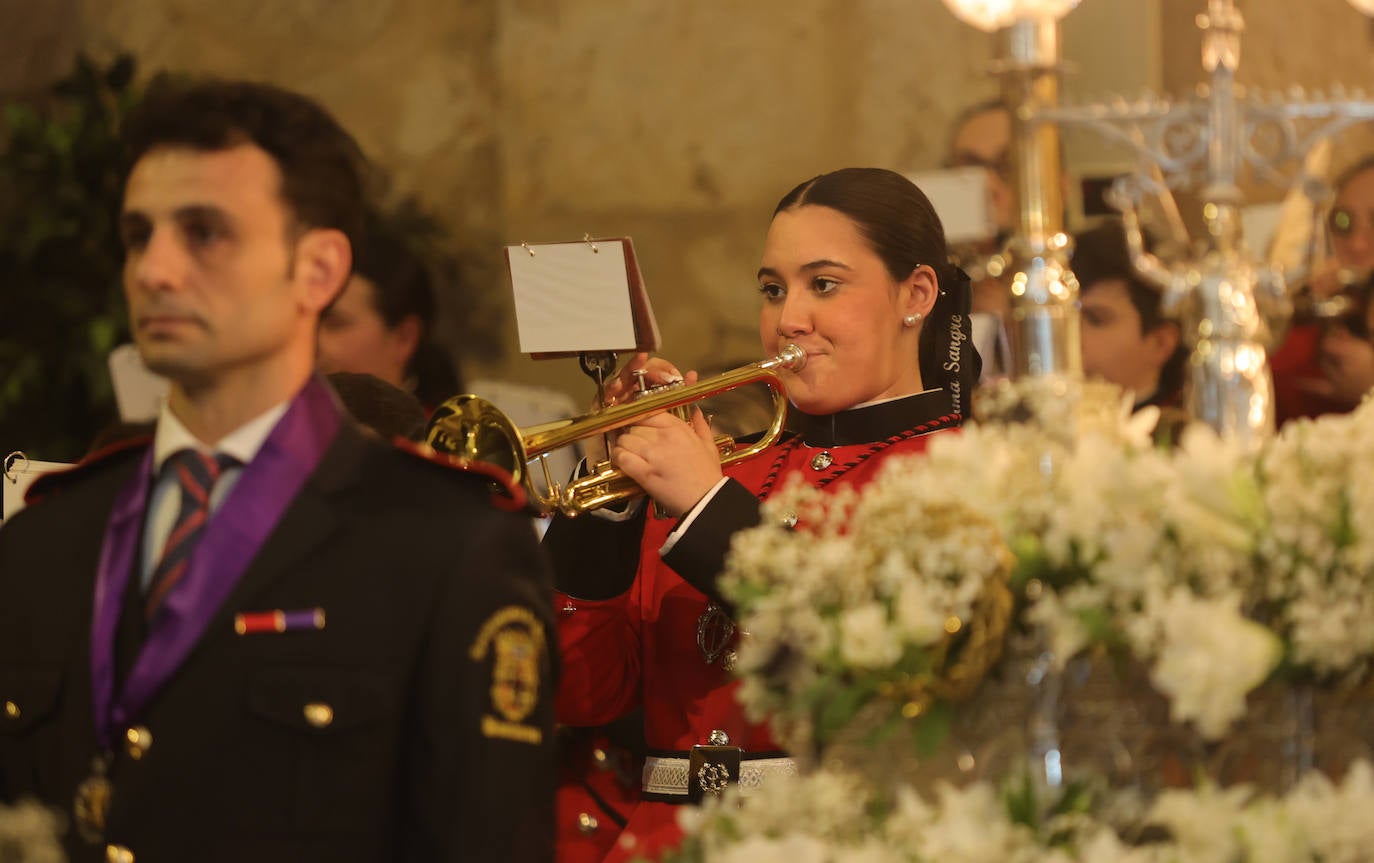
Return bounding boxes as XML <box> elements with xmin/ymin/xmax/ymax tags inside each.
<box><xmin>945</xmin><ymin>99</ymin><xmax>1014</xmax><ymax>324</ymax></box>
<box><xmin>1072</xmin><ymin>220</ymin><xmax>1186</xmax><ymax>414</ymax></box>
<box><xmin>1272</xmin><ymin>155</ymin><xmax>1374</xmax><ymax>422</ymax></box>
<box><xmin>317</xmin><ymin>203</ymin><xmax>463</xmax><ymax>410</ymax></box>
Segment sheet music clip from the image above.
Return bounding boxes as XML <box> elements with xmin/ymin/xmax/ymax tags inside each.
<box><xmin>3</xmin><ymin>451</ymin><xmax>26</xmax><ymax>484</ymax></box>
<box><xmin>2</xmin><ymin>451</ymin><xmax>75</xmax><ymax>521</ymax></box>
<box><xmin>579</xmin><ymin>351</ymin><xmax>619</xmax><ymax>407</ymax></box>
<box><xmin>583</xmin><ymin>234</ymin><xmax>598</xmax><ymax>254</ymax></box>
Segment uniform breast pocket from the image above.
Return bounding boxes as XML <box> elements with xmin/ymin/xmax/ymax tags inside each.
<box><xmin>244</xmin><ymin>667</ymin><xmax>398</xmax><ymax>836</ymax></box>
<box><xmin>0</xmin><ymin>668</ymin><xmax>63</xmax><ymax>796</ymax></box>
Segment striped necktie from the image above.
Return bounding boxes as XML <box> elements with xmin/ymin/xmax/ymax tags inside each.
<box><xmin>145</xmin><ymin>449</ymin><xmax>237</xmax><ymax>619</ymax></box>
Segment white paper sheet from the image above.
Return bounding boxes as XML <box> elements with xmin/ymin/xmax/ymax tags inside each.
<box><xmin>508</xmin><ymin>240</ymin><xmax>639</xmax><ymax>354</ymax></box>
<box><xmin>906</xmin><ymin>167</ymin><xmax>996</xmax><ymax>245</ymax></box>
<box><xmin>2</xmin><ymin>454</ymin><xmax>74</xmax><ymax>522</ymax></box>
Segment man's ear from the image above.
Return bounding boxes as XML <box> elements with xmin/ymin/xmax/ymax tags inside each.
<box><xmin>294</xmin><ymin>228</ymin><xmax>352</xmax><ymax>314</ymax></box>
<box><xmin>900</xmin><ymin>264</ymin><xmax>941</xmax><ymax>320</ymax></box>
<box><xmin>391</xmin><ymin>314</ymin><xmax>422</xmax><ymax>363</ymax></box>
<box><xmin>1146</xmin><ymin>320</ymin><xmax>1182</xmax><ymax>367</ymax></box>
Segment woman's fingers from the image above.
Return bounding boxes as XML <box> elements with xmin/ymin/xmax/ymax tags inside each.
<box><xmin>1316</xmin><ymin>329</ymin><xmax>1374</xmax><ymax>405</ymax></box>
<box><xmin>610</xmin><ymin>412</ymin><xmax>724</xmax><ymax>517</ymax></box>
<box><xmin>689</xmin><ymin>406</ymin><xmax>713</xmax><ymax>443</ymax></box>
<box><xmin>601</xmin><ymin>354</ymin><xmax>686</xmax><ymax>407</ymax></box>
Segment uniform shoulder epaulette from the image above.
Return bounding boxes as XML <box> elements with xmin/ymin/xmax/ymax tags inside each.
<box><xmin>390</xmin><ymin>437</ymin><xmax>528</xmax><ymax>513</ymax></box>
<box><xmin>24</xmin><ymin>435</ymin><xmax>152</xmax><ymax>506</ymax></box>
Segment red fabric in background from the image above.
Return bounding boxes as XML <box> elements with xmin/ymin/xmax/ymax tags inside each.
<box><xmin>1271</xmin><ymin>323</ymin><xmax>1351</xmax><ymax>426</ymax></box>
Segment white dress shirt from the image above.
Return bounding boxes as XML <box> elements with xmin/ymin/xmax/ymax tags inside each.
<box><xmin>139</xmin><ymin>400</ymin><xmax>289</xmax><ymax>589</ymax></box>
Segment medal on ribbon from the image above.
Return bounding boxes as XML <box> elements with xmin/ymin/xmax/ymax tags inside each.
<box><xmin>74</xmin><ymin>754</ymin><xmax>113</xmax><ymax>844</ymax></box>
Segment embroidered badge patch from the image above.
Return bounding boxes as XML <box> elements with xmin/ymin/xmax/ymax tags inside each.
<box><xmin>470</xmin><ymin>606</ymin><xmax>545</xmax><ymax>744</ymax></box>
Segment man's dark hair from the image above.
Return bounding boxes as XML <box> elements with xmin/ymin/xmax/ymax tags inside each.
<box><xmin>355</xmin><ymin>205</ymin><xmax>463</xmax><ymax>405</ymax></box>
<box><xmin>327</xmin><ymin>372</ymin><xmax>428</xmax><ymax>442</ymax></box>
<box><xmin>122</xmin><ymin>78</ymin><xmax>368</xmax><ymax>251</ymax></box>
<box><xmin>1072</xmin><ymin>221</ymin><xmax>1166</xmax><ymax>330</ymax></box>
<box><xmin>1334</xmin><ymin>153</ymin><xmax>1374</xmax><ymax>196</ymax></box>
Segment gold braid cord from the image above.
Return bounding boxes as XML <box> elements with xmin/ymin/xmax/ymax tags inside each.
<box><xmin>895</xmin><ymin>545</ymin><xmax>1016</xmax><ymax>717</ymax></box>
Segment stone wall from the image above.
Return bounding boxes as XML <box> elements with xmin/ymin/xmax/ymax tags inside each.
<box><xmin>5</xmin><ymin>0</ymin><xmax>1374</xmax><ymax>400</ymax></box>
<box><xmin>494</xmin><ymin>0</ymin><xmax>996</xmax><ymax>394</ymax></box>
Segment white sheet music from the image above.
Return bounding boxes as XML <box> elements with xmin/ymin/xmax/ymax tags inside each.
<box><xmin>508</xmin><ymin>240</ymin><xmax>639</xmax><ymax>354</ymax></box>
<box><xmin>906</xmin><ymin>167</ymin><xmax>996</xmax><ymax>245</ymax></box>
<box><xmin>2</xmin><ymin>454</ymin><xmax>74</xmax><ymax>522</ymax></box>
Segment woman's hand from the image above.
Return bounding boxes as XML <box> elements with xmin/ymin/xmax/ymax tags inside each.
<box><xmin>597</xmin><ymin>353</ymin><xmax>685</xmax><ymax>408</ymax></box>
<box><xmin>1311</xmin><ymin>328</ymin><xmax>1374</xmax><ymax>406</ymax></box>
<box><xmin>611</xmin><ymin>406</ymin><xmax>723</xmax><ymax>519</ymax></box>
<box><xmin>1305</xmin><ymin>259</ymin><xmax>1368</xmax><ymax>302</ymax></box>
<box><xmin>581</xmin><ymin>353</ymin><xmax>687</xmax><ymax>465</ymax></box>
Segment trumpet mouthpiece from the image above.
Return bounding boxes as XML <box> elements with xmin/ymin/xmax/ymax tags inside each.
<box><xmin>780</xmin><ymin>343</ymin><xmax>807</xmax><ymax>371</ymax></box>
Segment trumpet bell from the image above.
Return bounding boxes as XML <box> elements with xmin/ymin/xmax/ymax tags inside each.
<box><xmin>426</xmin><ymin>394</ymin><xmax>531</xmax><ymax>486</ymax></box>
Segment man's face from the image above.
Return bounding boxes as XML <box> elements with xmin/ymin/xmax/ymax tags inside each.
<box><xmin>1080</xmin><ymin>278</ymin><xmax>1176</xmax><ymax>401</ymax></box>
<box><xmin>948</xmin><ymin>107</ymin><xmax>1014</xmax><ymax>235</ymax></box>
<box><xmin>120</xmin><ymin>144</ymin><xmax>316</xmax><ymax>390</ymax></box>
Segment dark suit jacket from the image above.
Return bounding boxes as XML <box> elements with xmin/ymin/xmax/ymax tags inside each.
<box><xmin>0</xmin><ymin>421</ymin><xmax>556</xmax><ymax>862</ymax></box>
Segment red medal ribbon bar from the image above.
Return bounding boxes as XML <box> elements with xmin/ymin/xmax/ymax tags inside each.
<box><xmin>234</xmin><ymin>607</ymin><xmax>326</xmax><ymax>635</ymax></box>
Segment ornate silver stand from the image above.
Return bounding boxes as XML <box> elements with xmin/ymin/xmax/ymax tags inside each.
<box><xmin>953</xmin><ymin>0</ymin><xmax>1374</xmax><ymax>449</ymax></box>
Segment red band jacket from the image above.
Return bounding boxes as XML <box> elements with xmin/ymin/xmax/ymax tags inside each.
<box><xmin>545</xmin><ymin>389</ymin><xmax>960</xmax><ymax>862</ymax></box>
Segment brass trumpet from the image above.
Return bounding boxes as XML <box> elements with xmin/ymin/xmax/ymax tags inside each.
<box><xmin>425</xmin><ymin>344</ymin><xmax>806</xmax><ymax>516</ymax></box>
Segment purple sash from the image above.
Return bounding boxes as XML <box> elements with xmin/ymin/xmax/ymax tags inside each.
<box><xmin>88</xmin><ymin>376</ymin><xmax>343</xmax><ymax>749</ymax></box>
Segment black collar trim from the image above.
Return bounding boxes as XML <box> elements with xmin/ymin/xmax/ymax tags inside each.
<box><xmin>785</xmin><ymin>388</ymin><xmax>956</xmax><ymax>447</ymax></box>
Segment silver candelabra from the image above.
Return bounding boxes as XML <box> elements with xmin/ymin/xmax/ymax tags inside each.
<box><xmin>945</xmin><ymin>0</ymin><xmax>1374</xmax><ymax>449</ymax></box>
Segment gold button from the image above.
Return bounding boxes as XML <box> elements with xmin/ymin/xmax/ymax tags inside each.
<box><xmin>303</xmin><ymin>702</ymin><xmax>334</xmax><ymax>728</ymax></box>
<box><xmin>3</xmin><ymin>700</ymin><xmax>18</xmax><ymax>719</ymax></box>
<box><xmin>125</xmin><ymin>726</ymin><xmax>152</xmax><ymax>760</ymax></box>
<box><xmin>592</xmin><ymin>748</ymin><xmax>608</xmax><ymax>769</ymax></box>
<box><xmin>106</xmin><ymin>844</ymin><xmax>135</xmax><ymax>863</ymax></box>
<box><xmin>576</xmin><ymin>812</ymin><xmax>599</xmax><ymax>834</ymax></box>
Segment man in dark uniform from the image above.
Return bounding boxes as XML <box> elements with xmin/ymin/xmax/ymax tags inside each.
<box><xmin>0</xmin><ymin>80</ymin><xmax>555</xmax><ymax>862</ymax></box>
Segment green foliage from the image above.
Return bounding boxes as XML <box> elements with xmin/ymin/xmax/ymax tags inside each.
<box><xmin>911</xmin><ymin>699</ymin><xmax>953</xmax><ymax>758</ymax></box>
<box><xmin>0</xmin><ymin>54</ymin><xmax>141</xmax><ymax>461</ymax></box>
<box><xmin>1003</xmin><ymin>770</ymin><xmax>1098</xmax><ymax>847</ymax></box>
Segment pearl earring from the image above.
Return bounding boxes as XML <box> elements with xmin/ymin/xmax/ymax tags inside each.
<box><xmin>903</xmin><ymin>313</ymin><xmax>922</xmax><ymax>327</ymax></box>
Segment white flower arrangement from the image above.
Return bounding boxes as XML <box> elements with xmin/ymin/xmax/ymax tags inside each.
<box><xmin>0</xmin><ymin>799</ymin><xmax>65</xmax><ymax>863</ymax></box>
<box><xmin>662</xmin><ymin>760</ymin><xmax>1374</xmax><ymax>863</ymax></box>
<box><xmin>722</xmin><ymin>386</ymin><xmax>1374</xmax><ymax>754</ymax></box>
<box><xmin>1254</xmin><ymin>404</ymin><xmax>1374</xmax><ymax>676</ymax></box>
<box><xmin>721</xmin><ymin>462</ymin><xmax>1013</xmax><ymax>754</ymax></box>
<box><xmin>682</xmin><ymin>385</ymin><xmax>1374</xmax><ymax>863</ymax></box>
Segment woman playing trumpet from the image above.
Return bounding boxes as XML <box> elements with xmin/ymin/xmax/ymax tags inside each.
<box><xmin>546</xmin><ymin>167</ymin><xmax>981</xmax><ymax>862</ymax></box>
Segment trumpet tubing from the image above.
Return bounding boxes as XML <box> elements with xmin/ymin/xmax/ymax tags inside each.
<box><xmin>426</xmin><ymin>345</ymin><xmax>805</xmax><ymax>516</ymax></box>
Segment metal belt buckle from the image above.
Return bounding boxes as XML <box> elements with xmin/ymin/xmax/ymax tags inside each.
<box><xmin>687</xmin><ymin>730</ymin><xmax>742</xmax><ymax>803</ymax></box>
